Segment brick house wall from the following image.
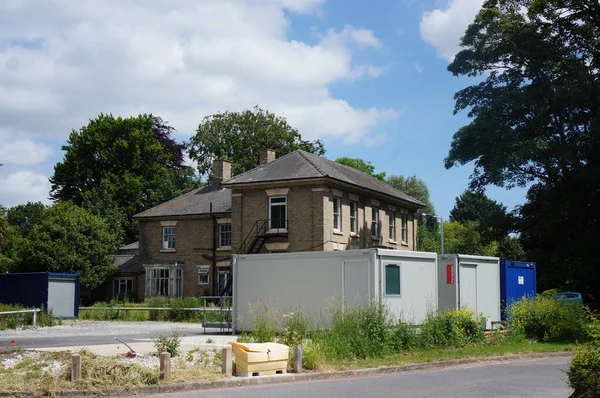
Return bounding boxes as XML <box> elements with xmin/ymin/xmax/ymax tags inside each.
<box><xmin>137</xmin><ymin>215</ymin><xmax>231</xmax><ymax>300</ymax></box>
<box><xmin>231</xmin><ymin>182</ymin><xmax>417</xmax><ymax>254</ymax></box>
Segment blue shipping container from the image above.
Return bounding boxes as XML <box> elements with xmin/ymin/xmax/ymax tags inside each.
<box><xmin>500</xmin><ymin>260</ymin><xmax>536</xmax><ymax>319</ymax></box>
<box><xmin>0</xmin><ymin>272</ymin><xmax>80</xmax><ymax>318</ymax></box>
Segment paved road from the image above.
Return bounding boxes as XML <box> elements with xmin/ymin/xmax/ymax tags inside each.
<box><xmin>142</xmin><ymin>357</ymin><xmax>572</xmax><ymax>398</ymax></box>
<box><xmin>0</xmin><ymin>321</ymin><xmax>231</xmax><ymax>349</ymax></box>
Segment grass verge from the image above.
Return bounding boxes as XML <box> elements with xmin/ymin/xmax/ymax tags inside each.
<box><xmin>322</xmin><ymin>341</ymin><xmax>574</xmax><ymax>370</ymax></box>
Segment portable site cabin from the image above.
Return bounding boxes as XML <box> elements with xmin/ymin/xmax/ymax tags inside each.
<box><xmin>500</xmin><ymin>260</ymin><xmax>537</xmax><ymax>319</ymax></box>
<box><xmin>0</xmin><ymin>272</ymin><xmax>80</xmax><ymax>318</ymax></box>
<box><xmin>437</xmin><ymin>254</ymin><xmax>501</xmax><ymax>328</ymax></box>
<box><xmin>232</xmin><ymin>249</ymin><xmax>438</xmax><ymax>331</ymax></box>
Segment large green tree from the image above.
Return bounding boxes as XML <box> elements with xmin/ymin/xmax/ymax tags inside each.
<box><xmin>450</xmin><ymin>190</ymin><xmax>511</xmax><ymax>241</ymax></box>
<box><xmin>446</xmin><ymin>0</ymin><xmax>600</xmax><ymax>291</ymax></box>
<box><xmin>6</xmin><ymin>202</ymin><xmax>47</xmax><ymax>239</ymax></box>
<box><xmin>17</xmin><ymin>203</ymin><xmax>118</xmax><ymax>289</ymax></box>
<box><xmin>188</xmin><ymin>106</ymin><xmax>325</xmax><ymax>177</ymax></box>
<box><xmin>0</xmin><ymin>213</ymin><xmax>8</xmax><ymax>252</ymax></box>
<box><xmin>335</xmin><ymin>157</ymin><xmax>386</xmax><ymax>181</ymax></box>
<box><xmin>50</xmin><ymin>114</ymin><xmax>198</xmax><ymax>242</ymax></box>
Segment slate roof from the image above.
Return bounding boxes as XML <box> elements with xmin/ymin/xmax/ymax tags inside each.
<box><xmin>114</xmin><ymin>254</ymin><xmax>140</xmax><ymax>274</ymax></box>
<box><xmin>134</xmin><ymin>186</ymin><xmax>231</xmax><ymax>218</ymax></box>
<box><xmin>120</xmin><ymin>241</ymin><xmax>139</xmax><ymax>251</ymax></box>
<box><xmin>223</xmin><ymin>150</ymin><xmax>425</xmax><ymax>207</ymax></box>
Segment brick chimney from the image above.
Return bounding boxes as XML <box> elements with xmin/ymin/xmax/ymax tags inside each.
<box><xmin>259</xmin><ymin>149</ymin><xmax>276</xmax><ymax>165</ymax></box>
<box><xmin>212</xmin><ymin>159</ymin><xmax>231</xmax><ymax>189</ymax></box>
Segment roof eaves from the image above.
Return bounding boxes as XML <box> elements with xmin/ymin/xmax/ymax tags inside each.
<box><xmin>133</xmin><ymin>187</ymin><xmax>205</xmax><ymax>219</ymax></box>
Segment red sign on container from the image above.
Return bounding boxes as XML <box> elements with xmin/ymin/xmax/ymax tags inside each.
<box><xmin>446</xmin><ymin>264</ymin><xmax>455</xmax><ymax>284</ymax></box>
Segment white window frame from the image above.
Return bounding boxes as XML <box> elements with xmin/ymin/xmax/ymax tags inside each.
<box><xmin>350</xmin><ymin>201</ymin><xmax>358</xmax><ymax>234</ymax></box>
<box><xmin>401</xmin><ymin>214</ymin><xmax>408</xmax><ymax>243</ymax></box>
<box><xmin>145</xmin><ymin>266</ymin><xmax>183</xmax><ymax>297</ymax></box>
<box><xmin>268</xmin><ymin>196</ymin><xmax>287</xmax><ymax>232</ymax></box>
<box><xmin>112</xmin><ymin>278</ymin><xmax>133</xmax><ymax>296</ymax></box>
<box><xmin>389</xmin><ymin>211</ymin><xmax>396</xmax><ymax>242</ymax></box>
<box><xmin>162</xmin><ymin>227</ymin><xmax>176</xmax><ymax>250</ymax></box>
<box><xmin>197</xmin><ymin>267</ymin><xmax>209</xmax><ymax>285</ymax></box>
<box><xmin>218</xmin><ymin>223</ymin><xmax>232</xmax><ymax>248</ymax></box>
<box><xmin>371</xmin><ymin>206</ymin><xmax>380</xmax><ymax>238</ymax></box>
<box><xmin>333</xmin><ymin>197</ymin><xmax>342</xmax><ymax>232</ymax></box>
<box><xmin>218</xmin><ymin>269</ymin><xmax>230</xmax><ymax>293</ymax></box>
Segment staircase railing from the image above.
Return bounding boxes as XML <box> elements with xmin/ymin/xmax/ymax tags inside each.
<box><xmin>218</xmin><ymin>219</ymin><xmax>276</xmax><ymax>296</ymax></box>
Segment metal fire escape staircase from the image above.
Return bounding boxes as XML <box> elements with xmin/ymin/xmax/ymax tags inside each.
<box><xmin>218</xmin><ymin>220</ymin><xmax>287</xmax><ymax>296</ymax></box>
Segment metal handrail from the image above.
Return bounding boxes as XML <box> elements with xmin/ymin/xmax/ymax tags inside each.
<box><xmin>0</xmin><ymin>308</ymin><xmax>41</xmax><ymax>327</ymax></box>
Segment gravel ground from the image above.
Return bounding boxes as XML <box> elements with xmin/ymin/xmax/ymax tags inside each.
<box><xmin>0</xmin><ymin>320</ymin><xmax>204</xmax><ymax>339</ymax></box>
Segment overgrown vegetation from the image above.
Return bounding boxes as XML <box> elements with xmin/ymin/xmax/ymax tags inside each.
<box><xmin>507</xmin><ymin>296</ymin><xmax>593</xmax><ymax>343</ymax></box>
<box><xmin>153</xmin><ymin>332</ymin><xmax>182</xmax><ymax>357</ymax></box>
<box><xmin>79</xmin><ymin>297</ymin><xmax>231</xmax><ymax>324</ymax></box>
<box><xmin>0</xmin><ymin>303</ymin><xmax>56</xmax><ymax>330</ymax></box>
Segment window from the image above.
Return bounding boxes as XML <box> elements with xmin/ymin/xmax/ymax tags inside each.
<box><xmin>162</xmin><ymin>227</ymin><xmax>176</xmax><ymax>250</ymax></box>
<box><xmin>218</xmin><ymin>270</ymin><xmax>230</xmax><ymax>295</ymax></box>
<box><xmin>401</xmin><ymin>214</ymin><xmax>408</xmax><ymax>242</ymax></box>
<box><xmin>219</xmin><ymin>223</ymin><xmax>232</xmax><ymax>248</ymax></box>
<box><xmin>113</xmin><ymin>279</ymin><xmax>133</xmax><ymax>296</ymax></box>
<box><xmin>389</xmin><ymin>211</ymin><xmax>395</xmax><ymax>241</ymax></box>
<box><xmin>269</xmin><ymin>196</ymin><xmax>287</xmax><ymax>230</ymax></box>
<box><xmin>198</xmin><ymin>267</ymin><xmax>209</xmax><ymax>285</ymax></box>
<box><xmin>385</xmin><ymin>264</ymin><xmax>401</xmax><ymax>295</ymax></box>
<box><xmin>333</xmin><ymin>197</ymin><xmax>341</xmax><ymax>231</ymax></box>
<box><xmin>371</xmin><ymin>206</ymin><xmax>379</xmax><ymax>238</ymax></box>
<box><xmin>350</xmin><ymin>201</ymin><xmax>358</xmax><ymax>234</ymax></box>
<box><xmin>145</xmin><ymin>267</ymin><xmax>183</xmax><ymax>297</ymax></box>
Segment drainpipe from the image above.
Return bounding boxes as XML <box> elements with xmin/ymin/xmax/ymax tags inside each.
<box><xmin>210</xmin><ymin>202</ymin><xmax>217</xmax><ymax>296</ymax></box>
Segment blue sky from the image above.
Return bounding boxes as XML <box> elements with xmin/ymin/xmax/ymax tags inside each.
<box><xmin>0</xmin><ymin>0</ymin><xmax>526</xmax><ymax>219</ymax></box>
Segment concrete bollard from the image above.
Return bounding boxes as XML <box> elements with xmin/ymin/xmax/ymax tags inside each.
<box><xmin>221</xmin><ymin>347</ymin><xmax>233</xmax><ymax>376</ymax></box>
<box><xmin>160</xmin><ymin>352</ymin><xmax>171</xmax><ymax>381</ymax></box>
<box><xmin>71</xmin><ymin>354</ymin><xmax>81</xmax><ymax>382</ymax></box>
<box><xmin>293</xmin><ymin>345</ymin><xmax>303</xmax><ymax>373</ymax></box>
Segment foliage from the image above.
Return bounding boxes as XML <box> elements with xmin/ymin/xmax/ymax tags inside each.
<box><xmin>79</xmin><ymin>297</ymin><xmax>232</xmax><ymax>323</ymax></box>
<box><xmin>247</xmin><ymin>301</ymin><xmax>279</xmax><ymax>343</ymax></box>
<box><xmin>153</xmin><ymin>331</ymin><xmax>182</xmax><ymax>357</ymax></box>
<box><xmin>386</xmin><ymin>175</ymin><xmax>435</xmax><ymax>215</ymax></box>
<box><xmin>280</xmin><ymin>312</ymin><xmax>309</xmax><ymax>348</ymax></box>
<box><xmin>49</xmin><ymin>114</ymin><xmax>198</xmax><ymax>242</ymax></box>
<box><xmin>0</xmin><ymin>304</ymin><xmax>56</xmax><ymax>330</ymax></box>
<box><xmin>0</xmin><ymin>215</ymin><xmax>8</xmax><ymax>252</ymax></box>
<box><xmin>6</xmin><ymin>202</ymin><xmax>47</xmax><ymax>239</ymax></box>
<box><xmin>16</xmin><ymin>202</ymin><xmax>118</xmax><ymax>289</ymax></box>
<box><xmin>418</xmin><ymin>308</ymin><xmax>485</xmax><ymax>349</ymax></box>
<box><xmin>388</xmin><ymin>321</ymin><xmax>420</xmax><ymax>352</ymax></box>
<box><xmin>443</xmin><ymin>220</ymin><xmax>498</xmax><ymax>256</ymax></box>
<box><xmin>447</xmin><ymin>0</ymin><xmax>600</xmax><ymax>293</ymax></box>
<box><xmin>568</xmin><ymin>344</ymin><xmax>600</xmax><ymax>398</ymax></box>
<box><xmin>188</xmin><ymin>106</ymin><xmax>325</xmax><ymax>178</ymax></box>
<box><xmin>312</xmin><ymin>301</ymin><xmax>394</xmax><ymax>360</ymax></box>
<box><xmin>450</xmin><ymin>190</ymin><xmax>510</xmax><ymax>241</ymax></box>
<box><xmin>334</xmin><ymin>157</ymin><xmax>386</xmax><ymax>181</ymax></box>
<box><xmin>496</xmin><ymin>236</ymin><xmax>526</xmax><ymax>261</ymax></box>
<box><xmin>507</xmin><ymin>295</ymin><xmax>592</xmax><ymax>342</ymax></box>
<box><xmin>301</xmin><ymin>341</ymin><xmax>327</xmax><ymax>371</ymax></box>
<box><xmin>416</xmin><ymin>223</ymin><xmax>441</xmax><ymax>253</ymax></box>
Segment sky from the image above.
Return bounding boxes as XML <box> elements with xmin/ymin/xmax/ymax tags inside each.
<box><xmin>0</xmin><ymin>0</ymin><xmax>527</xmax><ymax>219</ymax></box>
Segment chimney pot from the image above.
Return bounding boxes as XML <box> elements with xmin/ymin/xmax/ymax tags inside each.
<box><xmin>260</xmin><ymin>149</ymin><xmax>276</xmax><ymax>165</ymax></box>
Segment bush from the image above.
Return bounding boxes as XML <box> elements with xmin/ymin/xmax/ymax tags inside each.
<box><xmin>153</xmin><ymin>332</ymin><xmax>182</xmax><ymax>357</ymax></box>
<box><xmin>302</xmin><ymin>341</ymin><xmax>326</xmax><ymax>371</ymax></box>
<box><xmin>389</xmin><ymin>321</ymin><xmax>419</xmax><ymax>352</ymax></box>
<box><xmin>507</xmin><ymin>296</ymin><xmax>592</xmax><ymax>342</ymax></box>
<box><xmin>0</xmin><ymin>304</ymin><xmax>56</xmax><ymax>330</ymax></box>
<box><xmin>568</xmin><ymin>344</ymin><xmax>600</xmax><ymax>397</ymax></box>
<box><xmin>419</xmin><ymin>308</ymin><xmax>484</xmax><ymax>349</ymax></box>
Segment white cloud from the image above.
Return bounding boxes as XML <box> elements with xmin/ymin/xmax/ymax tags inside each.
<box><xmin>0</xmin><ymin>0</ymin><xmax>399</xmax><ymax>206</ymax></box>
<box><xmin>0</xmin><ymin>171</ymin><xmax>52</xmax><ymax>207</ymax></box>
<box><xmin>414</xmin><ymin>63</ymin><xmax>424</xmax><ymax>73</ymax></box>
<box><xmin>0</xmin><ymin>135</ymin><xmax>53</xmax><ymax>165</ymax></box>
<box><xmin>420</xmin><ymin>0</ymin><xmax>484</xmax><ymax>61</ymax></box>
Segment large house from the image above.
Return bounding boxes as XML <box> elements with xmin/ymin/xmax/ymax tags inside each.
<box><xmin>122</xmin><ymin>149</ymin><xmax>424</xmax><ymax>301</ymax></box>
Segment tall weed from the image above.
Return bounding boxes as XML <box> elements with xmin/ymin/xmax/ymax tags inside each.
<box><xmin>419</xmin><ymin>308</ymin><xmax>484</xmax><ymax>349</ymax></box>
